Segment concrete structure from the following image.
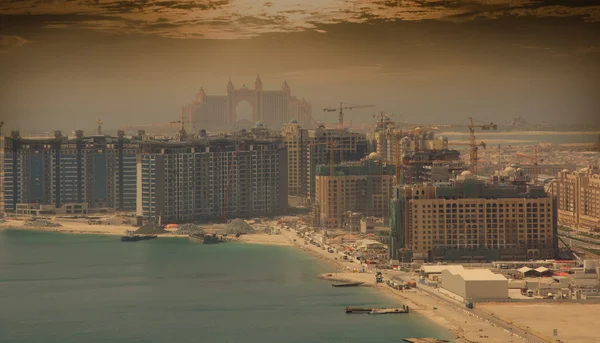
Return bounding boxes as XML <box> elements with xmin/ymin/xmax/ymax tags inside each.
<box><xmin>136</xmin><ymin>133</ymin><xmax>288</xmax><ymax>224</ymax></box>
<box><xmin>549</xmin><ymin>166</ymin><xmax>600</xmax><ymax>231</ymax></box>
<box><xmin>280</xmin><ymin>120</ymin><xmax>309</xmax><ymax>196</ymax></box>
<box><xmin>441</xmin><ymin>269</ymin><xmax>508</xmax><ymax>301</ymax></box>
<box><xmin>307</xmin><ymin>126</ymin><xmax>369</xmax><ymax>201</ymax></box>
<box><xmin>314</xmin><ymin>157</ymin><xmax>395</xmax><ymax>229</ymax></box>
<box><xmin>389</xmin><ymin>174</ymin><xmax>557</xmax><ymax>262</ymax></box>
<box><xmin>2</xmin><ymin>131</ymin><xmax>139</xmax><ymax>214</ymax></box>
<box><xmin>420</xmin><ymin>264</ymin><xmax>465</xmax><ymax>277</ymax></box>
<box><xmin>181</xmin><ymin>76</ymin><xmax>313</xmax><ymax>132</ymax></box>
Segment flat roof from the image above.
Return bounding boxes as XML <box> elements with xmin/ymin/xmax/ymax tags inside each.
<box><xmin>443</xmin><ymin>268</ymin><xmax>507</xmax><ymax>281</ymax></box>
<box><xmin>421</xmin><ymin>265</ymin><xmax>465</xmax><ymax>274</ymax></box>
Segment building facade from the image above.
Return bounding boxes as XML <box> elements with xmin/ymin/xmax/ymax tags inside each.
<box><xmin>181</xmin><ymin>76</ymin><xmax>313</xmax><ymax>132</ymax></box>
<box><xmin>314</xmin><ymin>157</ymin><xmax>395</xmax><ymax>229</ymax></box>
<box><xmin>281</xmin><ymin>120</ymin><xmax>309</xmax><ymax>197</ymax></box>
<box><xmin>2</xmin><ymin>131</ymin><xmax>139</xmax><ymax>214</ymax></box>
<box><xmin>307</xmin><ymin>126</ymin><xmax>369</xmax><ymax>201</ymax></box>
<box><xmin>136</xmin><ymin>136</ymin><xmax>288</xmax><ymax>223</ymax></box>
<box><xmin>550</xmin><ymin>166</ymin><xmax>600</xmax><ymax>231</ymax></box>
<box><xmin>389</xmin><ymin>173</ymin><xmax>557</xmax><ymax>262</ymax></box>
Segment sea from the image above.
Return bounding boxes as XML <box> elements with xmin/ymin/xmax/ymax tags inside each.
<box><xmin>437</xmin><ymin>131</ymin><xmax>599</xmax><ymax>146</ymax></box>
<box><xmin>0</xmin><ymin>230</ymin><xmax>453</xmax><ymax>343</ymax></box>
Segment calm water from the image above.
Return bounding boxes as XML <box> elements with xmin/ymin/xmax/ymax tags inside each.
<box><xmin>0</xmin><ymin>230</ymin><xmax>452</xmax><ymax>343</ymax></box>
<box><xmin>439</xmin><ymin>132</ymin><xmax>599</xmax><ymax>145</ymax></box>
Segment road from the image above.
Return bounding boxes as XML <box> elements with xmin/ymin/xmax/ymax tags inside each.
<box><xmin>386</xmin><ymin>272</ymin><xmax>551</xmax><ymax>343</ymax></box>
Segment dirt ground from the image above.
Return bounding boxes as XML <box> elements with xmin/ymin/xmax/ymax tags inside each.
<box><xmin>477</xmin><ymin>302</ymin><xmax>600</xmax><ymax>343</ymax></box>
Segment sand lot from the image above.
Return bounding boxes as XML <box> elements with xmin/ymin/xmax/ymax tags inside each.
<box><xmin>477</xmin><ymin>302</ymin><xmax>600</xmax><ymax>343</ymax></box>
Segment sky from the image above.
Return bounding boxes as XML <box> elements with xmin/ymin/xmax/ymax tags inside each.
<box><xmin>1</xmin><ymin>0</ymin><xmax>599</xmax><ymax>133</ymax></box>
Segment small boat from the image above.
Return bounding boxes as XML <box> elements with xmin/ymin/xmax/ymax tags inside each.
<box><xmin>332</xmin><ymin>282</ymin><xmax>364</xmax><ymax>287</ymax></box>
<box><xmin>188</xmin><ymin>233</ymin><xmax>223</xmax><ymax>244</ymax></box>
<box><xmin>121</xmin><ymin>231</ymin><xmax>157</xmax><ymax>242</ymax></box>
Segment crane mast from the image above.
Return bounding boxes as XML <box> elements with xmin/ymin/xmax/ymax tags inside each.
<box><xmin>516</xmin><ymin>147</ymin><xmax>543</xmax><ymax>185</ymax></box>
<box><xmin>323</xmin><ymin>102</ymin><xmax>375</xmax><ymax>130</ymax></box>
<box><xmin>467</xmin><ymin>117</ymin><xmax>497</xmax><ymax>174</ymax></box>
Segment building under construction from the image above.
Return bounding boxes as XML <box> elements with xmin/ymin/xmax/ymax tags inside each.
<box><xmin>136</xmin><ymin>134</ymin><xmax>288</xmax><ymax>224</ymax></box>
<box><xmin>313</xmin><ymin>155</ymin><xmax>395</xmax><ymax>229</ymax></box>
<box><xmin>389</xmin><ymin>171</ymin><xmax>557</xmax><ymax>263</ymax></box>
<box><xmin>2</xmin><ymin>130</ymin><xmax>140</xmax><ymax>214</ymax></box>
<box><xmin>307</xmin><ymin>126</ymin><xmax>369</xmax><ymax>201</ymax></box>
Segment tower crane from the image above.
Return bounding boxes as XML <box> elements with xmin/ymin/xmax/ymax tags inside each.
<box><xmin>516</xmin><ymin>147</ymin><xmax>543</xmax><ymax>184</ymax></box>
<box><xmin>323</xmin><ymin>102</ymin><xmax>375</xmax><ymax>130</ymax></box>
<box><xmin>170</xmin><ymin>113</ymin><xmax>187</xmax><ymax>138</ymax></box>
<box><xmin>222</xmin><ymin>142</ymin><xmax>248</xmax><ymax>223</ymax></box>
<box><xmin>466</xmin><ymin>117</ymin><xmax>497</xmax><ymax>174</ymax></box>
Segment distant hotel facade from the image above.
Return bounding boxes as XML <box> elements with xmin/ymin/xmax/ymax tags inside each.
<box><xmin>182</xmin><ymin>76</ymin><xmax>313</xmax><ymax>132</ymax></box>
<box><xmin>2</xmin><ymin>131</ymin><xmax>139</xmax><ymax>214</ymax></box>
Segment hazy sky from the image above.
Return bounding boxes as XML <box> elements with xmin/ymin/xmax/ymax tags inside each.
<box><xmin>1</xmin><ymin>0</ymin><xmax>599</xmax><ymax>133</ymax></box>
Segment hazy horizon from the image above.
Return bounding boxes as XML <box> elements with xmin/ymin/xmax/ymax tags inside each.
<box><xmin>1</xmin><ymin>1</ymin><xmax>600</xmax><ymax>133</ymax></box>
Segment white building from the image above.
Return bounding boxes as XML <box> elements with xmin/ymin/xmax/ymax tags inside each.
<box><xmin>441</xmin><ymin>269</ymin><xmax>508</xmax><ymax>301</ymax></box>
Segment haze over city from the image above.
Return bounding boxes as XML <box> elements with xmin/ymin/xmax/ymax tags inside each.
<box><xmin>1</xmin><ymin>0</ymin><xmax>599</xmax><ymax>132</ymax></box>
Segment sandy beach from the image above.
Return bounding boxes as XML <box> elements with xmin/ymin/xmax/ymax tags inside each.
<box><xmin>0</xmin><ymin>219</ymin><xmax>566</xmax><ymax>342</ymax></box>
<box><xmin>277</xmin><ymin>231</ymin><xmax>523</xmax><ymax>343</ymax></box>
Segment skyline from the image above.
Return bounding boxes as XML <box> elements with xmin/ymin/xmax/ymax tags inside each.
<box><xmin>1</xmin><ymin>1</ymin><xmax>599</xmax><ymax>131</ymax></box>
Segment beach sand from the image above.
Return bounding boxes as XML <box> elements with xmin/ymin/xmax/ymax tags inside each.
<box><xmin>477</xmin><ymin>302</ymin><xmax>600</xmax><ymax>343</ymax></box>
<box><xmin>0</xmin><ymin>218</ymin><xmax>563</xmax><ymax>342</ymax></box>
<box><xmin>277</xmin><ymin>229</ymin><xmax>538</xmax><ymax>343</ymax></box>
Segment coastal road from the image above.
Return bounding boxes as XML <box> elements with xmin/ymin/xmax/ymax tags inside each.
<box><xmin>386</xmin><ymin>273</ymin><xmax>551</xmax><ymax>343</ymax></box>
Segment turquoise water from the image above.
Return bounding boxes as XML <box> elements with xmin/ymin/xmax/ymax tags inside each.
<box><xmin>0</xmin><ymin>230</ymin><xmax>453</xmax><ymax>343</ymax></box>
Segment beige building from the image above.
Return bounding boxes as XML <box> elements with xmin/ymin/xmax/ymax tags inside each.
<box><xmin>314</xmin><ymin>156</ymin><xmax>395</xmax><ymax>229</ymax></box>
<box><xmin>389</xmin><ymin>173</ymin><xmax>557</xmax><ymax>262</ymax></box>
<box><xmin>281</xmin><ymin>120</ymin><xmax>308</xmax><ymax>196</ymax></box>
<box><xmin>441</xmin><ymin>269</ymin><xmax>508</xmax><ymax>301</ymax></box>
<box><xmin>550</xmin><ymin>166</ymin><xmax>600</xmax><ymax>231</ymax></box>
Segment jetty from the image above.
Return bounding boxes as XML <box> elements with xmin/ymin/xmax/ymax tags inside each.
<box><xmin>332</xmin><ymin>282</ymin><xmax>364</xmax><ymax>287</ymax></box>
<box><xmin>345</xmin><ymin>305</ymin><xmax>409</xmax><ymax>314</ymax></box>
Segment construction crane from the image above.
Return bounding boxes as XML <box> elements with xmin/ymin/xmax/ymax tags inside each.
<box><xmin>466</xmin><ymin>117</ymin><xmax>497</xmax><ymax>174</ymax></box>
<box><xmin>323</xmin><ymin>102</ymin><xmax>375</xmax><ymax>129</ymax></box>
<box><xmin>170</xmin><ymin>112</ymin><xmax>188</xmax><ymax>138</ymax></box>
<box><xmin>222</xmin><ymin>142</ymin><xmax>248</xmax><ymax>223</ymax></box>
<box><xmin>516</xmin><ymin>147</ymin><xmax>543</xmax><ymax>184</ymax></box>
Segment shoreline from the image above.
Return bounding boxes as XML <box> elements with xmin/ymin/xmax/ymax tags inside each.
<box><xmin>0</xmin><ymin>221</ymin><xmax>532</xmax><ymax>342</ymax></box>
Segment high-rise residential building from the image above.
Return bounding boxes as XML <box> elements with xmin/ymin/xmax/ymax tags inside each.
<box><xmin>313</xmin><ymin>156</ymin><xmax>395</xmax><ymax>229</ymax></box>
<box><xmin>549</xmin><ymin>166</ymin><xmax>600</xmax><ymax>231</ymax></box>
<box><xmin>389</xmin><ymin>171</ymin><xmax>557</xmax><ymax>262</ymax></box>
<box><xmin>136</xmin><ymin>135</ymin><xmax>288</xmax><ymax>224</ymax></box>
<box><xmin>2</xmin><ymin>131</ymin><xmax>139</xmax><ymax>214</ymax></box>
<box><xmin>307</xmin><ymin>126</ymin><xmax>369</xmax><ymax>201</ymax></box>
<box><xmin>281</xmin><ymin>120</ymin><xmax>309</xmax><ymax>197</ymax></box>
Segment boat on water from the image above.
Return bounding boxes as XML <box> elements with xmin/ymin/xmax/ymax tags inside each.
<box><xmin>188</xmin><ymin>233</ymin><xmax>223</xmax><ymax>244</ymax></box>
<box><xmin>332</xmin><ymin>282</ymin><xmax>364</xmax><ymax>287</ymax></box>
<box><xmin>121</xmin><ymin>230</ymin><xmax>157</xmax><ymax>242</ymax></box>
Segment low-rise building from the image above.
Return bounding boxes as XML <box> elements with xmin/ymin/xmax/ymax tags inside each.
<box><xmin>441</xmin><ymin>269</ymin><xmax>508</xmax><ymax>301</ymax></box>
